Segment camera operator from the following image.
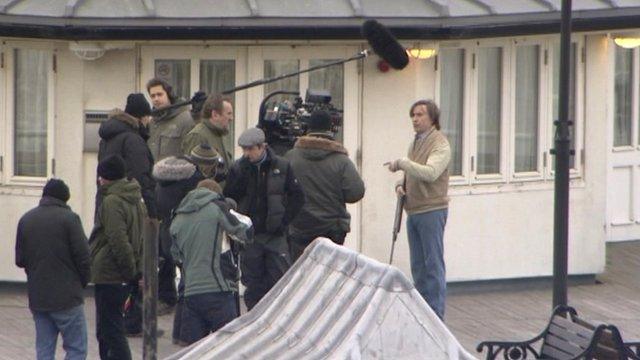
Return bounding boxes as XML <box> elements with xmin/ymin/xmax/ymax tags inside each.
<box><xmin>284</xmin><ymin>110</ymin><xmax>365</xmax><ymax>262</ymax></box>
<box><xmin>146</xmin><ymin>78</ymin><xmax>195</xmax><ymax>162</ymax></box>
<box><xmin>223</xmin><ymin>128</ymin><xmax>305</xmax><ymax>310</ymax></box>
<box><xmin>182</xmin><ymin>94</ymin><xmax>234</xmax><ymax>187</ymax></box>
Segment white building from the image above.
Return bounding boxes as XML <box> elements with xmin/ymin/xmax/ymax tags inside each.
<box><xmin>0</xmin><ymin>0</ymin><xmax>639</xmax><ymax>284</ymax></box>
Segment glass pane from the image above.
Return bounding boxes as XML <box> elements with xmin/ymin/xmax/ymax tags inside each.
<box><xmin>439</xmin><ymin>49</ymin><xmax>464</xmax><ymax>176</ymax></box>
<box><xmin>552</xmin><ymin>42</ymin><xmax>578</xmax><ymax>168</ymax></box>
<box><xmin>264</xmin><ymin>60</ymin><xmax>300</xmax><ymax>104</ymax></box>
<box><xmin>200</xmin><ymin>60</ymin><xmax>236</xmax><ymax>153</ymax></box>
<box><xmin>309</xmin><ymin>59</ymin><xmax>344</xmax><ymax>143</ymax></box>
<box><xmin>476</xmin><ymin>47</ymin><xmax>502</xmax><ymax>175</ymax></box>
<box><xmin>15</xmin><ymin>49</ymin><xmax>48</xmax><ymax>177</ymax></box>
<box><xmin>614</xmin><ymin>47</ymin><xmax>633</xmax><ymax>147</ymax></box>
<box><xmin>515</xmin><ymin>45</ymin><xmax>540</xmax><ymax>173</ymax></box>
<box><xmin>155</xmin><ymin>59</ymin><xmax>191</xmax><ymax>101</ymax></box>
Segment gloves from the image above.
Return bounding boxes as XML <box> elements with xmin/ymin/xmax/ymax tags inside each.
<box><xmin>220</xmin><ymin>250</ymin><xmax>240</xmax><ymax>282</ymax></box>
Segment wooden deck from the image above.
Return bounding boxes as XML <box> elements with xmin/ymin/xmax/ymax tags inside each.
<box><xmin>1</xmin><ymin>240</ymin><xmax>638</xmax><ymax>359</ymax></box>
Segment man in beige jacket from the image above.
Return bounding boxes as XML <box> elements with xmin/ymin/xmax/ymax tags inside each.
<box><xmin>387</xmin><ymin>99</ymin><xmax>451</xmax><ymax>319</ymax></box>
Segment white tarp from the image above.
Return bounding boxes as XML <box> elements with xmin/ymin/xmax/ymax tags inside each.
<box><xmin>167</xmin><ymin>238</ymin><xmax>476</xmax><ymax>360</ymax></box>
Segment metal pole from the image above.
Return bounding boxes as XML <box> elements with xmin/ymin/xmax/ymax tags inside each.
<box><xmin>143</xmin><ymin>218</ymin><xmax>159</xmax><ymax>360</ymax></box>
<box><xmin>553</xmin><ymin>0</ymin><xmax>572</xmax><ymax>309</ymax></box>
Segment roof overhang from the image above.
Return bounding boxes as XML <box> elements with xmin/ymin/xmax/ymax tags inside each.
<box><xmin>1</xmin><ymin>7</ymin><xmax>640</xmax><ymax>41</ymax></box>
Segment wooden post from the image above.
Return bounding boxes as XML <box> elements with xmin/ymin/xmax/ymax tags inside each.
<box><xmin>143</xmin><ymin>218</ymin><xmax>159</xmax><ymax>360</ymax></box>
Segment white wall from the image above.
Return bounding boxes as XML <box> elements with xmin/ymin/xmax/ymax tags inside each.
<box><xmin>0</xmin><ymin>36</ymin><xmax>609</xmax><ymax>282</ymax></box>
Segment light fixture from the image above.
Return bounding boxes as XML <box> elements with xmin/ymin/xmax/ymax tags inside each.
<box><xmin>406</xmin><ymin>48</ymin><xmax>437</xmax><ymax>60</ymax></box>
<box><xmin>614</xmin><ymin>37</ymin><xmax>640</xmax><ymax>49</ymax></box>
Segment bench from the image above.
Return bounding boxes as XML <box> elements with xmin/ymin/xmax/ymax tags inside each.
<box><xmin>476</xmin><ymin>305</ymin><xmax>639</xmax><ymax>359</ymax></box>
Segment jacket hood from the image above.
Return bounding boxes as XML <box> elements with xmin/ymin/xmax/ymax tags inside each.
<box><xmin>293</xmin><ymin>135</ymin><xmax>348</xmax><ymax>160</ymax></box>
<box><xmin>174</xmin><ymin>187</ymin><xmax>222</xmax><ymax>214</ymax></box>
<box><xmin>104</xmin><ymin>178</ymin><xmax>142</xmax><ymax>205</ymax></box>
<box><xmin>99</xmin><ymin>109</ymin><xmax>140</xmax><ymax>141</ymax></box>
<box><xmin>153</xmin><ymin>156</ymin><xmax>197</xmax><ymax>182</ymax></box>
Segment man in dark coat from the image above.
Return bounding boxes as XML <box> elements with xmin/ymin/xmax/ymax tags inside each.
<box><xmin>285</xmin><ymin>110</ymin><xmax>365</xmax><ymax>262</ymax></box>
<box><xmin>91</xmin><ymin>155</ymin><xmax>146</xmax><ymax>360</ymax></box>
<box><xmin>16</xmin><ymin>178</ymin><xmax>91</xmax><ymax>360</ymax></box>
<box><xmin>224</xmin><ymin>128</ymin><xmax>305</xmax><ymax>310</ymax></box>
<box><xmin>96</xmin><ymin>93</ymin><xmax>157</xmax><ymax>220</ymax></box>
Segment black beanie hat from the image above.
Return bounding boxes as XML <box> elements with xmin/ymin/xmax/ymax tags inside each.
<box><xmin>124</xmin><ymin>93</ymin><xmax>151</xmax><ymax>119</ymax></box>
<box><xmin>97</xmin><ymin>155</ymin><xmax>126</xmax><ymax>181</ymax></box>
<box><xmin>42</xmin><ymin>178</ymin><xmax>70</xmax><ymax>202</ymax></box>
<box><xmin>308</xmin><ymin>110</ymin><xmax>332</xmax><ymax>132</ymax></box>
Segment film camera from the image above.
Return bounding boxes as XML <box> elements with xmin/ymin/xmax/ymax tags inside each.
<box><xmin>258</xmin><ymin>89</ymin><xmax>343</xmax><ymax>155</ymax></box>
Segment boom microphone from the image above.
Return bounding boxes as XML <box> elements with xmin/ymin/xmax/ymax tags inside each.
<box><xmin>361</xmin><ymin>19</ymin><xmax>409</xmax><ymax>70</ymax></box>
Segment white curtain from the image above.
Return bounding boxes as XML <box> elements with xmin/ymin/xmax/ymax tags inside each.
<box><xmin>477</xmin><ymin>47</ymin><xmax>502</xmax><ymax>174</ymax></box>
<box><xmin>264</xmin><ymin>60</ymin><xmax>300</xmax><ymax>104</ymax></box>
<box><xmin>309</xmin><ymin>60</ymin><xmax>344</xmax><ymax>142</ymax></box>
<box><xmin>614</xmin><ymin>46</ymin><xmax>633</xmax><ymax>147</ymax></box>
<box><xmin>515</xmin><ymin>45</ymin><xmax>540</xmax><ymax>172</ymax></box>
<box><xmin>15</xmin><ymin>49</ymin><xmax>48</xmax><ymax>177</ymax></box>
<box><xmin>439</xmin><ymin>49</ymin><xmax>464</xmax><ymax>176</ymax></box>
<box><xmin>155</xmin><ymin>59</ymin><xmax>190</xmax><ymax>100</ymax></box>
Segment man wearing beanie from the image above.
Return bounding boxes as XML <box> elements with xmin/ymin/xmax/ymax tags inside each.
<box><xmin>182</xmin><ymin>94</ymin><xmax>234</xmax><ymax>187</ymax></box>
<box><xmin>96</xmin><ymin>93</ymin><xmax>157</xmax><ymax>220</ymax></box>
<box><xmin>285</xmin><ymin>110</ymin><xmax>365</xmax><ymax>262</ymax></box>
<box><xmin>224</xmin><ymin>127</ymin><xmax>305</xmax><ymax>310</ymax></box>
<box><xmin>16</xmin><ymin>178</ymin><xmax>91</xmax><ymax>360</ymax></box>
<box><xmin>90</xmin><ymin>155</ymin><xmax>146</xmax><ymax>360</ymax></box>
<box><xmin>146</xmin><ymin>78</ymin><xmax>195</xmax><ymax>162</ymax></box>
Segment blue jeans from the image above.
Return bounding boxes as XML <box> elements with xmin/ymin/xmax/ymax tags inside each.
<box><xmin>407</xmin><ymin>209</ymin><xmax>448</xmax><ymax>319</ymax></box>
<box><xmin>31</xmin><ymin>304</ymin><xmax>88</xmax><ymax>360</ymax></box>
<box><xmin>181</xmin><ymin>292</ymin><xmax>238</xmax><ymax>345</ymax></box>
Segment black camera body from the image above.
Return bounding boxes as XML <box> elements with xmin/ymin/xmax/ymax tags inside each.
<box><xmin>258</xmin><ymin>89</ymin><xmax>343</xmax><ymax>155</ymax></box>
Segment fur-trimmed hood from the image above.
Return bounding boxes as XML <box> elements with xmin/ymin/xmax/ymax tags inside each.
<box><xmin>293</xmin><ymin>135</ymin><xmax>348</xmax><ymax>161</ymax></box>
<box><xmin>153</xmin><ymin>156</ymin><xmax>197</xmax><ymax>183</ymax></box>
<box><xmin>99</xmin><ymin>109</ymin><xmax>140</xmax><ymax>141</ymax></box>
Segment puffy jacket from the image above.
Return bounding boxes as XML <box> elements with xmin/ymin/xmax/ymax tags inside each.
<box><xmin>97</xmin><ymin>109</ymin><xmax>157</xmax><ymax>218</ymax></box>
<box><xmin>224</xmin><ymin>146</ymin><xmax>305</xmax><ymax>236</ymax></box>
<box><xmin>16</xmin><ymin>197</ymin><xmax>90</xmax><ymax>312</ymax></box>
<box><xmin>90</xmin><ymin>179</ymin><xmax>146</xmax><ymax>284</ymax></box>
<box><xmin>285</xmin><ymin>135</ymin><xmax>365</xmax><ymax>237</ymax></box>
<box><xmin>170</xmin><ymin>187</ymin><xmax>252</xmax><ymax>297</ymax></box>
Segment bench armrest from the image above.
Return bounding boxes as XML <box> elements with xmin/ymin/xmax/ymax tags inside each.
<box><xmin>476</xmin><ymin>336</ymin><xmax>544</xmax><ymax>360</ymax></box>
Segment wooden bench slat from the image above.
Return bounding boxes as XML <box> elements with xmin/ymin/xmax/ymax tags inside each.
<box><xmin>550</xmin><ymin>316</ymin><xmax>596</xmax><ymax>339</ymax></box>
<box><xmin>541</xmin><ymin>343</ymin><xmax>577</xmax><ymax>360</ymax></box>
<box><xmin>546</xmin><ymin>323</ymin><xmax>592</xmax><ymax>348</ymax></box>
<box><xmin>543</xmin><ymin>335</ymin><xmax>584</xmax><ymax>355</ymax></box>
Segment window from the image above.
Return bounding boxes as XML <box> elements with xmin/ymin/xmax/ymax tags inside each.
<box><xmin>439</xmin><ymin>48</ymin><xmax>465</xmax><ymax>176</ymax></box>
<box><xmin>476</xmin><ymin>47</ymin><xmax>503</xmax><ymax>175</ymax></box>
<box><xmin>614</xmin><ymin>46</ymin><xmax>633</xmax><ymax>147</ymax></box>
<box><xmin>436</xmin><ymin>36</ymin><xmax>585</xmax><ymax>187</ymax></box>
<box><xmin>4</xmin><ymin>46</ymin><xmax>54</xmax><ymax>182</ymax></box>
<box><xmin>154</xmin><ymin>59</ymin><xmax>191</xmax><ymax>100</ymax></box>
<box><xmin>264</xmin><ymin>60</ymin><xmax>300</xmax><ymax>103</ymax></box>
<box><xmin>514</xmin><ymin>45</ymin><xmax>540</xmax><ymax>173</ymax></box>
<box><xmin>309</xmin><ymin>59</ymin><xmax>344</xmax><ymax>142</ymax></box>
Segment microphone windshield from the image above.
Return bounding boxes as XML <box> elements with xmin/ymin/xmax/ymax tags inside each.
<box><xmin>361</xmin><ymin>19</ymin><xmax>409</xmax><ymax>70</ymax></box>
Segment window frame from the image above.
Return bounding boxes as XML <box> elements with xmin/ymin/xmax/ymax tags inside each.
<box><xmin>2</xmin><ymin>41</ymin><xmax>56</xmax><ymax>186</ymax></box>
<box><xmin>435</xmin><ymin>35</ymin><xmax>585</xmax><ymax>189</ymax></box>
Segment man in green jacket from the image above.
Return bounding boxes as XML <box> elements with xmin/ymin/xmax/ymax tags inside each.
<box><xmin>147</xmin><ymin>78</ymin><xmax>195</xmax><ymax>162</ymax></box>
<box><xmin>170</xmin><ymin>179</ymin><xmax>253</xmax><ymax>345</ymax></box>
<box><xmin>285</xmin><ymin>110</ymin><xmax>365</xmax><ymax>262</ymax></box>
<box><xmin>90</xmin><ymin>154</ymin><xmax>146</xmax><ymax>360</ymax></box>
<box><xmin>181</xmin><ymin>94</ymin><xmax>234</xmax><ymax>186</ymax></box>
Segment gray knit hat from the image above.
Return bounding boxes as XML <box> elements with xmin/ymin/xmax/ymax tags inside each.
<box><xmin>189</xmin><ymin>143</ymin><xmax>221</xmax><ymax>166</ymax></box>
<box><xmin>238</xmin><ymin>128</ymin><xmax>265</xmax><ymax>147</ymax></box>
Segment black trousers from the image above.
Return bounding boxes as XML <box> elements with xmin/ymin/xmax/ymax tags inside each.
<box><xmin>289</xmin><ymin>229</ymin><xmax>347</xmax><ymax>263</ymax></box>
<box><xmin>158</xmin><ymin>222</ymin><xmax>177</xmax><ymax>306</ymax></box>
<box><xmin>240</xmin><ymin>233</ymin><xmax>291</xmax><ymax>310</ymax></box>
<box><xmin>95</xmin><ymin>284</ymin><xmax>132</xmax><ymax>360</ymax></box>
<box><xmin>123</xmin><ymin>285</ymin><xmax>142</xmax><ymax>334</ymax></box>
